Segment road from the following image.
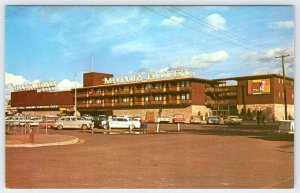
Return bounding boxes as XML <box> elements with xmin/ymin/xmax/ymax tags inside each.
<box><xmin>5</xmin><ymin>124</ymin><xmax>294</xmax><ymax>188</ymax></box>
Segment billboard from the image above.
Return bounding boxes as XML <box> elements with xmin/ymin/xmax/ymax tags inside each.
<box><xmin>248</xmin><ymin>79</ymin><xmax>270</xmax><ymax>95</ymax></box>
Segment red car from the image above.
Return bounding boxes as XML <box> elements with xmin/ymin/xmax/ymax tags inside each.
<box><xmin>172</xmin><ymin>114</ymin><xmax>185</xmax><ymax>123</ymax></box>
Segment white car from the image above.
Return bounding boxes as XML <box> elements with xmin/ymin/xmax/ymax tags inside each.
<box><xmin>156</xmin><ymin>116</ymin><xmax>170</xmax><ymax>123</ymax></box>
<box><xmin>103</xmin><ymin>117</ymin><xmax>141</xmax><ymax>130</ymax></box>
<box><xmin>54</xmin><ymin>116</ymin><xmax>94</xmax><ymax>130</ymax></box>
<box><xmin>276</xmin><ymin>120</ymin><xmax>294</xmax><ymax>135</ymax></box>
<box><xmin>6</xmin><ymin>116</ymin><xmax>30</xmax><ymax>126</ymax></box>
<box><xmin>28</xmin><ymin>116</ymin><xmax>43</xmax><ymax>126</ymax></box>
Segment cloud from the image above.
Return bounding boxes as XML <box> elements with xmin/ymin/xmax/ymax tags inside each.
<box><xmin>57</xmin><ymin>79</ymin><xmax>82</xmax><ymax>91</ymax></box>
<box><xmin>161</xmin><ymin>16</ymin><xmax>185</xmax><ymax>26</ymax></box>
<box><xmin>240</xmin><ymin>47</ymin><xmax>295</xmax><ymax>77</ymax></box>
<box><xmin>268</xmin><ymin>21</ymin><xmax>294</xmax><ymax>29</ymax></box>
<box><xmin>5</xmin><ymin>72</ymin><xmax>29</xmax><ymax>85</ymax></box>
<box><xmin>205</xmin><ymin>13</ymin><xmax>226</xmax><ymax>30</ymax></box>
<box><xmin>169</xmin><ymin>50</ymin><xmax>229</xmax><ymax>70</ymax></box>
<box><xmin>240</xmin><ymin>47</ymin><xmax>294</xmax><ymax>64</ymax></box>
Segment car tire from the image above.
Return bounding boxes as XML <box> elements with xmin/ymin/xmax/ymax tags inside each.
<box><xmin>57</xmin><ymin>125</ymin><xmax>63</xmax><ymax>130</ymax></box>
<box><xmin>81</xmin><ymin>124</ymin><xmax>88</xmax><ymax>130</ymax></box>
<box><xmin>129</xmin><ymin>124</ymin><xmax>135</xmax><ymax>130</ymax></box>
<box><xmin>103</xmin><ymin>124</ymin><xmax>109</xmax><ymax>130</ymax></box>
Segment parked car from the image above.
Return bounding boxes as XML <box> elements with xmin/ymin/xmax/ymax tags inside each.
<box><xmin>39</xmin><ymin>115</ymin><xmax>59</xmax><ymax>128</ymax></box>
<box><xmin>102</xmin><ymin>116</ymin><xmax>141</xmax><ymax>130</ymax></box>
<box><xmin>224</xmin><ymin>116</ymin><xmax>242</xmax><ymax>125</ymax></box>
<box><xmin>53</xmin><ymin>116</ymin><xmax>93</xmax><ymax>130</ymax></box>
<box><xmin>157</xmin><ymin>116</ymin><xmax>170</xmax><ymax>123</ymax></box>
<box><xmin>276</xmin><ymin>120</ymin><xmax>294</xmax><ymax>135</ymax></box>
<box><xmin>29</xmin><ymin>116</ymin><xmax>43</xmax><ymax>126</ymax></box>
<box><xmin>6</xmin><ymin>115</ymin><xmax>30</xmax><ymax>126</ymax></box>
<box><xmin>190</xmin><ymin>115</ymin><xmax>201</xmax><ymax>124</ymax></box>
<box><xmin>172</xmin><ymin>114</ymin><xmax>185</xmax><ymax>123</ymax></box>
<box><xmin>207</xmin><ymin>116</ymin><xmax>219</xmax><ymax>124</ymax></box>
<box><xmin>91</xmin><ymin>115</ymin><xmax>107</xmax><ymax>128</ymax></box>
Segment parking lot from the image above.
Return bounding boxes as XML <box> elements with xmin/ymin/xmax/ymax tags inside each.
<box><xmin>5</xmin><ymin>124</ymin><xmax>294</xmax><ymax>188</ymax></box>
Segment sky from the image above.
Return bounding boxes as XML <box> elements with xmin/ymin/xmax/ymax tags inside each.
<box><xmin>5</xmin><ymin>5</ymin><xmax>294</xmax><ymax>102</ymax></box>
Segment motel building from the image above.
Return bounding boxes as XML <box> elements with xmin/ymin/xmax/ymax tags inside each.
<box><xmin>9</xmin><ymin>69</ymin><xmax>294</xmax><ymax>122</ymax></box>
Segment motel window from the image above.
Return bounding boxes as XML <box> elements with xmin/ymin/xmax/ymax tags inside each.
<box><xmin>96</xmin><ymin>99</ymin><xmax>101</xmax><ymax>104</ymax></box>
<box><xmin>278</xmin><ymin>79</ymin><xmax>281</xmax><ymax>84</ymax></box>
<box><xmin>88</xmin><ymin>89</ymin><xmax>94</xmax><ymax>94</ymax></box>
<box><xmin>96</xmin><ymin>89</ymin><xmax>101</xmax><ymax>93</ymax></box>
<box><xmin>89</xmin><ymin>99</ymin><xmax>93</xmax><ymax>104</ymax></box>
<box><xmin>292</xmin><ymin>94</ymin><xmax>294</xmax><ymax>99</ymax></box>
<box><xmin>145</xmin><ymin>96</ymin><xmax>149</xmax><ymax>102</ymax></box>
<box><xmin>155</xmin><ymin>83</ymin><xmax>163</xmax><ymax>89</ymax></box>
<box><xmin>114</xmin><ymin>87</ymin><xmax>119</xmax><ymax>92</ymax></box>
<box><xmin>114</xmin><ymin>98</ymin><xmax>119</xmax><ymax>103</ymax></box>
<box><xmin>180</xmin><ymin>81</ymin><xmax>190</xmax><ymax>87</ymax></box>
<box><xmin>291</xmin><ymin>81</ymin><xmax>294</xmax><ymax>86</ymax></box>
<box><xmin>279</xmin><ymin>92</ymin><xmax>281</xmax><ymax>98</ymax></box>
<box><xmin>82</xmin><ymin>100</ymin><xmax>86</xmax><ymax>104</ymax></box>
<box><xmin>154</xmin><ymin>95</ymin><xmax>163</xmax><ymax>101</ymax></box>
<box><xmin>124</xmin><ymin>86</ymin><xmax>130</xmax><ymax>91</ymax></box>
<box><xmin>181</xmin><ymin>93</ymin><xmax>190</xmax><ymax>100</ymax></box>
<box><xmin>145</xmin><ymin>84</ymin><xmax>152</xmax><ymax>90</ymax></box>
<box><xmin>123</xmin><ymin>97</ymin><xmax>130</xmax><ymax>103</ymax></box>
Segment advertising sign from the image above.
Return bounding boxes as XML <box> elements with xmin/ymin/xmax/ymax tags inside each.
<box><xmin>248</xmin><ymin>79</ymin><xmax>270</xmax><ymax>95</ymax></box>
<box><xmin>12</xmin><ymin>81</ymin><xmax>56</xmax><ymax>92</ymax></box>
<box><xmin>103</xmin><ymin>69</ymin><xmax>196</xmax><ymax>85</ymax></box>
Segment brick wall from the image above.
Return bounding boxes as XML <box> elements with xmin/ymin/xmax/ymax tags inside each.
<box><xmin>113</xmin><ymin>105</ymin><xmax>210</xmax><ymax>123</ymax></box>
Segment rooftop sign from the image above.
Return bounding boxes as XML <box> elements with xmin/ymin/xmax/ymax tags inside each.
<box><xmin>12</xmin><ymin>81</ymin><xmax>56</xmax><ymax>92</ymax></box>
<box><xmin>103</xmin><ymin>69</ymin><xmax>196</xmax><ymax>84</ymax></box>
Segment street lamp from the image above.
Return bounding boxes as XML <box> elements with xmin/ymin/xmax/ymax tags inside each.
<box><xmin>74</xmin><ymin>73</ymin><xmax>77</xmax><ymax>117</ymax></box>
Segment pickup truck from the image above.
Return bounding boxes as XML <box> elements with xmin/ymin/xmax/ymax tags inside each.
<box><xmin>102</xmin><ymin>117</ymin><xmax>141</xmax><ymax>130</ymax></box>
<box><xmin>54</xmin><ymin>116</ymin><xmax>93</xmax><ymax>130</ymax></box>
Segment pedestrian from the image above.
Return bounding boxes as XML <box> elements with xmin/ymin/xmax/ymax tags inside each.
<box><xmin>256</xmin><ymin>111</ymin><xmax>261</xmax><ymax>126</ymax></box>
<box><xmin>261</xmin><ymin>113</ymin><xmax>265</xmax><ymax>126</ymax></box>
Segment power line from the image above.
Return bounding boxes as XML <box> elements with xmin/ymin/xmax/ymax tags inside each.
<box><xmin>143</xmin><ymin>6</ymin><xmax>266</xmax><ymax>55</ymax></box>
<box><xmin>165</xmin><ymin>6</ymin><xmax>270</xmax><ymax>51</ymax></box>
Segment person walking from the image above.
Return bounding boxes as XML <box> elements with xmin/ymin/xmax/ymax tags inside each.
<box><xmin>256</xmin><ymin>111</ymin><xmax>261</xmax><ymax>126</ymax></box>
<box><xmin>261</xmin><ymin>113</ymin><xmax>266</xmax><ymax>126</ymax></box>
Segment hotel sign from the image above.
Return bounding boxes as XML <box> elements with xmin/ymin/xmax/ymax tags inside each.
<box><xmin>13</xmin><ymin>81</ymin><xmax>56</xmax><ymax>92</ymax></box>
<box><xmin>103</xmin><ymin>69</ymin><xmax>196</xmax><ymax>84</ymax></box>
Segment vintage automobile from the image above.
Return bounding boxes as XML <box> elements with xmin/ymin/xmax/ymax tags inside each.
<box><xmin>172</xmin><ymin>114</ymin><xmax>185</xmax><ymax>123</ymax></box>
<box><xmin>102</xmin><ymin>116</ymin><xmax>141</xmax><ymax>130</ymax></box>
<box><xmin>190</xmin><ymin>115</ymin><xmax>201</xmax><ymax>124</ymax></box>
<box><xmin>156</xmin><ymin>116</ymin><xmax>171</xmax><ymax>123</ymax></box>
<box><xmin>53</xmin><ymin>116</ymin><xmax>93</xmax><ymax>130</ymax></box>
<box><xmin>39</xmin><ymin>115</ymin><xmax>59</xmax><ymax>128</ymax></box>
<box><xmin>28</xmin><ymin>116</ymin><xmax>43</xmax><ymax>126</ymax></box>
<box><xmin>207</xmin><ymin>116</ymin><xmax>220</xmax><ymax>125</ymax></box>
<box><xmin>90</xmin><ymin>115</ymin><xmax>107</xmax><ymax>128</ymax></box>
<box><xmin>224</xmin><ymin>116</ymin><xmax>243</xmax><ymax>125</ymax></box>
<box><xmin>6</xmin><ymin>115</ymin><xmax>30</xmax><ymax>126</ymax></box>
<box><xmin>276</xmin><ymin>120</ymin><xmax>294</xmax><ymax>135</ymax></box>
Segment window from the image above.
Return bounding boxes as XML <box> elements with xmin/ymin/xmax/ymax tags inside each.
<box><xmin>181</xmin><ymin>93</ymin><xmax>190</xmax><ymax>100</ymax></box>
<box><xmin>145</xmin><ymin>96</ymin><xmax>149</xmax><ymax>102</ymax></box>
<box><xmin>155</xmin><ymin>83</ymin><xmax>162</xmax><ymax>89</ymax></box>
<box><xmin>180</xmin><ymin>81</ymin><xmax>190</xmax><ymax>87</ymax></box>
<box><xmin>124</xmin><ymin>86</ymin><xmax>130</xmax><ymax>91</ymax></box>
<box><xmin>96</xmin><ymin>99</ymin><xmax>101</xmax><ymax>104</ymax></box>
<box><xmin>123</xmin><ymin>97</ymin><xmax>130</xmax><ymax>103</ymax></box>
<box><xmin>88</xmin><ymin>89</ymin><xmax>94</xmax><ymax>94</ymax></box>
<box><xmin>89</xmin><ymin>99</ymin><xmax>93</xmax><ymax>104</ymax></box>
<box><xmin>145</xmin><ymin>84</ymin><xmax>152</xmax><ymax>90</ymax></box>
<box><xmin>114</xmin><ymin>98</ymin><xmax>119</xmax><ymax>103</ymax></box>
<box><xmin>279</xmin><ymin>92</ymin><xmax>281</xmax><ymax>98</ymax></box>
<box><xmin>114</xmin><ymin>87</ymin><xmax>119</xmax><ymax>92</ymax></box>
<box><xmin>154</xmin><ymin>95</ymin><xmax>163</xmax><ymax>101</ymax></box>
<box><xmin>278</xmin><ymin>79</ymin><xmax>281</xmax><ymax>84</ymax></box>
<box><xmin>96</xmin><ymin>89</ymin><xmax>101</xmax><ymax>93</ymax></box>
<box><xmin>292</xmin><ymin>94</ymin><xmax>294</xmax><ymax>99</ymax></box>
<box><xmin>82</xmin><ymin>100</ymin><xmax>86</xmax><ymax>104</ymax></box>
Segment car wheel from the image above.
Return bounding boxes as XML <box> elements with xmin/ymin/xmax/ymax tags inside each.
<box><xmin>81</xmin><ymin>124</ymin><xmax>88</xmax><ymax>130</ymax></box>
<box><xmin>129</xmin><ymin>124</ymin><xmax>135</xmax><ymax>130</ymax></box>
<box><xmin>57</xmin><ymin>125</ymin><xmax>63</xmax><ymax>130</ymax></box>
<box><xmin>103</xmin><ymin>124</ymin><xmax>109</xmax><ymax>130</ymax></box>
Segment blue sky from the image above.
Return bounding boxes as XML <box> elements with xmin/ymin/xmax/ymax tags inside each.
<box><xmin>5</xmin><ymin>5</ymin><xmax>294</xmax><ymax>96</ymax></box>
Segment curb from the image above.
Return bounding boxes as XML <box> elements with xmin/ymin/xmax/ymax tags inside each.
<box><xmin>6</xmin><ymin>137</ymin><xmax>79</xmax><ymax>148</ymax></box>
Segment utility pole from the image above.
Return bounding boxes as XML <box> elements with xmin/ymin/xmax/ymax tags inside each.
<box><xmin>275</xmin><ymin>54</ymin><xmax>289</xmax><ymax>120</ymax></box>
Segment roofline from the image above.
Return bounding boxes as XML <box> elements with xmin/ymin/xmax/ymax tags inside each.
<box><xmin>212</xmin><ymin>74</ymin><xmax>294</xmax><ymax>81</ymax></box>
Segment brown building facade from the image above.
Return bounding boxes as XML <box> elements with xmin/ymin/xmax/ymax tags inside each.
<box><xmin>10</xmin><ymin>70</ymin><xmax>294</xmax><ymax>121</ymax></box>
